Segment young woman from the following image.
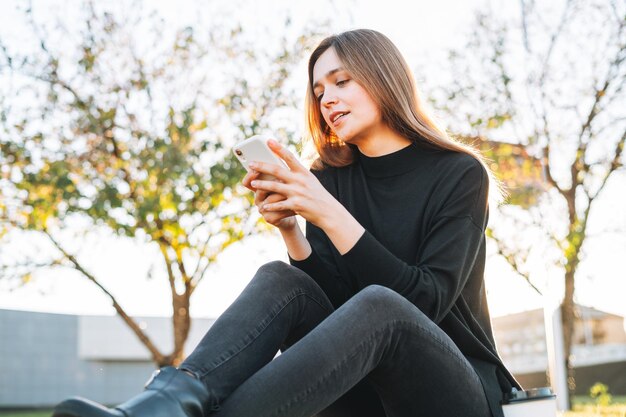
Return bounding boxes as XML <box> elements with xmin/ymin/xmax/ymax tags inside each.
<box><xmin>53</xmin><ymin>29</ymin><xmax>520</xmax><ymax>417</ymax></box>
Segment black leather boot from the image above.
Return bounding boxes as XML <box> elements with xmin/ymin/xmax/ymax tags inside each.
<box><xmin>52</xmin><ymin>367</ymin><xmax>210</xmax><ymax>417</ymax></box>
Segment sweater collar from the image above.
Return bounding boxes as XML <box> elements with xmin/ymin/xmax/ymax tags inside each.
<box><xmin>357</xmin><ymin>141</ymin><xmax>435</xmax><ymax>178</ymax></box>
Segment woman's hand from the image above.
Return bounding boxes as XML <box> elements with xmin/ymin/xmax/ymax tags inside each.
<box><xmin>247</xmin><ymin>140</ymin><xmax>341</xmax><ymax>229</ymax></box>
<box><xmin>247</xmin><ymin>139</ymin><xmax>365</xmax><ymax>255</ymax></box>
<box><xmin>242</xmin><ymin>168</ymin><xmax>297</xmax><ymax>230</ymax></box>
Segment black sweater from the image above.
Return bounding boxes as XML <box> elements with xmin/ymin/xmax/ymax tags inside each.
<box><xmin>289</xmin><ymin>141</ymin><xmax>520</xmax><ymax>417</ymax></box>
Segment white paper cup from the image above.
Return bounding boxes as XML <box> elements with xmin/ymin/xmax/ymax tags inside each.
<box><xmin>502</xmin><ymin>387</ymin><xmax>557</xmax><ymax>417</ymax></box>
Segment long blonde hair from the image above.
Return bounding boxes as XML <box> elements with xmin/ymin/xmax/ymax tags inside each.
<box><xmin>304</xmin><ymin>29</ymin><xmax>502</xmax><ymax>201</ymax></box>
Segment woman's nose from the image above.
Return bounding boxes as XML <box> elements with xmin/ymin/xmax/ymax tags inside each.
<box><xmin>322</xmin><ymin>94</ymin><xmax>337</xmax><ymax>107</ymax></box>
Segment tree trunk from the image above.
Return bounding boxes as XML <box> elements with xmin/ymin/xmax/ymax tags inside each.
<box><xmin>169</xmin><ymin>292</ymin><xmax>192</xmax><ymax>366</ymax></box>
<box><xmin>561</xmin><ymin>265</ymin><xmax>577</xmax><ymax>409</ymax></box>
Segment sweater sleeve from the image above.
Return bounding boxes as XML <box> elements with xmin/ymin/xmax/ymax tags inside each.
<box><xmin>287</xmin><ymin>166</ymin><xmax>352</xmax><ymax>307</ymax></box>
<box><xmin>341</xmin><ymin>160</ymin><xmax>489</xmax><ymax>323</ymax></box>
<box><xmin>289</xmin><ymin>221</ymin><xmax>352</xmax><ymax>307</ymax></box>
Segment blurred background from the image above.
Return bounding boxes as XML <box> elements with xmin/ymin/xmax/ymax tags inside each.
<box><xmin>0</xmin><ymin>0</ymin><xmax>624</xmax><ymax>414</ymax></box>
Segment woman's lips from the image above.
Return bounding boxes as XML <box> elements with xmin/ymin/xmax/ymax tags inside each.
<box><xmin>330</xmin><ymin>111</ymin><xmax>350</xmax><ymax>127</ymax></box>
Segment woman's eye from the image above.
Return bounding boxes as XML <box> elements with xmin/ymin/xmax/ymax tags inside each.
<box><xmin>316</xmin><ymin>93</ymin><xmax>324</xmax><ymax>102</ymax></box>
<box><xmin>337</xmin><ymin>79</ymin><xmax>349</xmax><ymax>86</ymax></box>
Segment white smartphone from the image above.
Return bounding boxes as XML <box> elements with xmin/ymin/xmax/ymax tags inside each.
<box><xmin>232</xmin><ymin>134</ymin><xmax>288</xmax><ymax>181</ymax></box>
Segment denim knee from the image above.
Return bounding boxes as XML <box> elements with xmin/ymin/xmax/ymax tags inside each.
<box><xmin>353</xmin><ymin>284</ymin><xmax>405</xmax><ymax>308</ymax></box>
<box><xmin>253</xmin><ymin>261</ymin><xmax>320</xmax><ymax>296</ymax></box>
<box><xmin>256</xmin><ymin>260</ymin><xmax>297</xmax><ymax>276</ymax></box>
<box><xmin>256</xmin><ymin>260</ymin><xmax>309</xmax><ymax>283</ymax></box>
<box><xmin>349</xmin><ymin>285</ymin><xmax>422</xmax><ymax>324</ymax></box>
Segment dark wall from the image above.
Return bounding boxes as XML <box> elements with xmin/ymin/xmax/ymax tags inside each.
<box><xmin>515</xmin><ymin>362</ymin><xmax>626</xmax><ymax>395</ymax></box>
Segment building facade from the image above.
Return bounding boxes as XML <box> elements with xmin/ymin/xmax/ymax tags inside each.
<box><xmin>492</xmin><ymin>305</ymin><xmax>626</xmax><ymax>395</ymax></box>
<box><xmin>2</xmin><ymin>304</ymin><xmax>625</xmax><ymax>409</ymax></box>
<box><xmin>0</xmin><ymin>309</ymin><xmax>215</xmax><ymax>408</ymax></box>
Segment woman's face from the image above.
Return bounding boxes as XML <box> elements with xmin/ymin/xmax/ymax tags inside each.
<box><xmin>312</xmin><ymin>47</ymin><xmax>383</xmax><ymax>146</ymax></box>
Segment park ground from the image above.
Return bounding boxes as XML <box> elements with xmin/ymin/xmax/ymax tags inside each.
<box><xmin>1</xmin><ymin>396</ymin><xmax>625</xmax><ymax>417</ymax></box>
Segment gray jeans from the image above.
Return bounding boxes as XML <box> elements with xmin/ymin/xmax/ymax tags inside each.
<box><xmin>181</xmin><ymin>261</ymin><xmax>491</xmax><ymax>417</ymax></box>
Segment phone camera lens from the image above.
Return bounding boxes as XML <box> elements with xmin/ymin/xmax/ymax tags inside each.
<box><xmin>235</xmin><ymin>149</ymin><xmax>243</xmax><ymax>156</ymax></box>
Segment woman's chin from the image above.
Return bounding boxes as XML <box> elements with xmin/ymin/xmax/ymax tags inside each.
<box><xmin>334</xmin><ymin>130</ymin><xmax>356</xmax><ymax>144</ymax></box>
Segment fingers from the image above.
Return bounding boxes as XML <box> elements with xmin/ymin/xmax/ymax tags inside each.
<box><xmin>261</xmin><ymin>208</ymin><xmax>297</xmax><ymax>226</ymax></box>
<box><xmin>248</xmin><ymin>160</ymin><xmax>291</xmax><ymax>183</ymax></box>
<box><xmin>257</xmin><ymin>193</ymin><xmax>295</xmax><ymax>226</ymax></box>
<box><xmin>267</xmin><ymin>139</ymin><xmax>306</xmax><ymax>172</ymax></box>
<box><xmin>254</xmin><ymin>189</ymin><xmax>268</xmax><ymax>206</ymax></box>
<box><xmin>242</xmin><ymin>170</ymin><xmax>260</xmax><ymax>191</ymax></box>
<box><xmin>263</xmin><ymin>192</ymin><xmax>286</xmax><ymax>204</ymax></box>
<box><xmin>270</xmin><ymin>211</ymin><xmax>297</xmax><ymax>224</ymax></box>
<box><xmin>250</xmin><ymin>178</ymin><xmax>289</xmax><ymax>195</ymax></box>
<box><xmin>255</xmin><ymin>190</ymin><xmax>283</xmax><ymax>207</ymax></box>
<box><xmin>261</xmin><ymin>197</ymin><xmax>296</xmax><ymax>213</ymax></box>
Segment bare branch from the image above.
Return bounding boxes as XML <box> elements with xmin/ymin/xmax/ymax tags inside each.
<box><xmin>609</xmin><ymin>0</ymin><xmax>622</xmax><ymax>22</ymax></box>
<box><xmin>586</xmin><ymin>225</ymin><xmax>626</xmax><ymax>239</ymax></box>
<box><xmin>539</xmin><ymin>0</ymin><xmax>573</xmax><ymax>86</ymax></box>
<box><xmin>192</xmin><ymin>259</ymin><xmax>213</xmax><ymax>292</ymax></box>
<box><xmin>0</xmin><ymin>257</ymin><xmax>65</xmax><ymax>290</ymax></box>
<box><xmin>576</xmin><ymin>35</ymin><xmax>625</xmax><ymax>203</ymax></box>
<box><xmin>28</xmin><ymin>72</ymin><xmax>89</xmax><ymax>109</ymax></box>
<box><xmin>575</xmin><ymin>8</ymin><xmax>625</xmax><ymax>164</ymax></box>
<box><xmin>528</xmin><ymin>205</ymin><xmax>567</xmax><ymax>253</ymax></box>
<box><xmin>25</xmin><ymin>0</ymin><xmax>51</xmax><ymax>57</ymax></box>
<box><xmin>542</xmin><ymin>143</ymin><xmax>567</xmax><ymax>197</ymax></box>
<box><xmin>591</xmin><ymin>117</ymin><xmax>626</xmax><ymax>139</ymax></box>
<box><xmin>589</xmin><ymin>129</ymin><xmax>626</xmax><ymax>202</ymax></box>
<box><xmin>0</xmin><ymin>39</ymin><xmax>13</xmax><ymax>75</ymax></box>
<box><xmin>528</xmin><ymin>1</ymin><xmax>576</xmax><ymax>195</ymax></box>
<box><xmin>189</xmin><ymin>226</ymin><xmax>214</xmax><ymax>281</ymax></box>
<box><xmin>174</xmin><ymin>246</ymin><xmax>189</xmax><ymax>287</ymax></box>
<box><xmin>530</xmin><ymin>0</ymin><xmax>574</xmax><ymax>131</ymax></box>
<box><xmin>158</xmin><ymin>242</ymin><xmax>177</xmax><ymax>297</ymax></box>
<box><xmin>190</xmin><ymin>227</ymin><xmax>257</xmax><ymax>290</ymax></box>
<box><xmin>519</xmin><ymin>0</ymin><xmax>532</xmax><ymax>53</ymax></box>
<box><xmin>573</xmin><ymin>68</ymin><xmax>620</xmax><ymax>190</ymax></box>
<box><xmin>188</xmin><ymin>209</ymin><xmax>254</xmax><ymax>285</ymax></box>
<box><xmin>43</xmin><ymin>228</ymin><xmax>165</xmax><ymax>362</ymax></box>
<box><xmin>488</xmin><ymin>229</ymin><xmax>543</xmax><ymax>295</ymax></box>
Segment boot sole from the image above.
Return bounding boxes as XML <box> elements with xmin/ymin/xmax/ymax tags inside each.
<box><xmin>52</xmin><ymin>397</ymin><xmax>124</xmax><ymax>417</ymax></box>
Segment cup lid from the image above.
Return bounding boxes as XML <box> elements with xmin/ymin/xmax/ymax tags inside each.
<box><xmin>503</xmin><ymin>387</ymin><xmax>556</xmax><ymax>403</ymax></box>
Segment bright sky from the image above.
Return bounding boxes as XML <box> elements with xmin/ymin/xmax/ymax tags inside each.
<box><xmin>0</xmin><ymin>0</ymin><xmax>624</xmax><ymax>320</ymax></box>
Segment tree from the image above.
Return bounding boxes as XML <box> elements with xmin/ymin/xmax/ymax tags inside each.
<box><xmin>0</xmin><ymin>2</ymin><xmax>324</xmax><ymax>366</ymax></box>
<box><xmin>430</xmin><ymin>0</ymin><xmax>625</xmax><ymax>404</ymax></box>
